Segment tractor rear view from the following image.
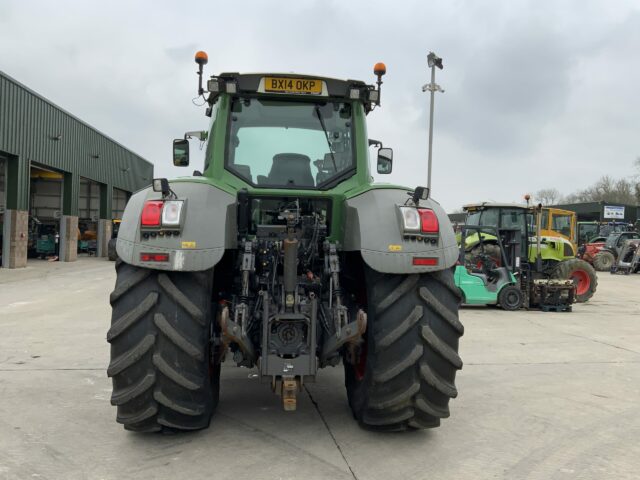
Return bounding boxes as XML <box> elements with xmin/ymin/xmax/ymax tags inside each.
<box><xmin>106</xmin><ymin>53</ymin><xmax>464</xmax><ymax>433</ymax></box>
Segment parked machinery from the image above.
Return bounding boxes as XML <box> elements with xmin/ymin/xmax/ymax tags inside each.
<box><xmin>107</xmin><ymin>219</ymin><xmax>121</xmax><ymax>261</ymax></box>
<box><xmin>28</xmin><ymin>218</ymin><xmax>58</xmax><ymax>259</ymax></box>
<box><xmin>462</xmin><ymin>203</ymin><xmax>595</xmax><ymax>303</ymax></box>
<box><xmin>579</xmin><ymin>231</ymin><xmax>640</xmax><ymax>272</ymax></box>
<box><xmin>610</xmin><ymin>239</ymin><xmax>640</xmax><ymax>274</ymax></box>
<box><xmin>455</xmin><ymin>226</ymin><xmax>524</xmax><ymax>310</ymax></box>
<box><xmin>457</xmin><ymin>219</ymin><xmax>575</xmax><ymax>312</ymax></box>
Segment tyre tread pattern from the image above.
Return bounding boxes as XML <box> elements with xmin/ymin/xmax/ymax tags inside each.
<box><xmin>111</xmin><ymin>373</ymin><xmax>156</xmax><ymax>406</ymax></box>
<box><xmin>107</xmin><ymin>262</ymin><xmax>216</xmax><ymax>432</ymax></box>
<box><xmin>154</xmin><ymin>313</ymin><xmax>204</xmax><ymax>361</ymax></box>
<box><xmin>347</xmin><ymin>268</ymin><xmax>463</xmax><ymax>431</ymax></box>
<box><xmin>107</xmin><ymin>292</ymin><xmax>158</xmax><ymax>342</ymax></box>
<box><xmin>157</xmin><ymin>274</ymin><xmax>205</xmax><ymax>326</ymax></box>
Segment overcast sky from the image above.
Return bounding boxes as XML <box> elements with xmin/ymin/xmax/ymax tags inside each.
<box><xmin>1</xmin><ymin>0</ymin><xmax>639</xmax><ymax>211</ymax></box>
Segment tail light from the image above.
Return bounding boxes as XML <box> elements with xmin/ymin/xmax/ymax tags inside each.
<box><xmin>141</xmin><ymin>200</ymin><xmax>185</xmax><ymax>228</ymax></box>
<box><xmin>141</xmin><ymin>200</ymin><xmax>164</xmax><ymax>226</ymax></box>
<box><xmin>399</xmin><ymin>207</ymin><xmax>439</xmax><ymax>234</ymax></box>
<box><xmin>418</xmin><ymin>209</ymin><xmax>439</xmax><ymax>233</ymax></box>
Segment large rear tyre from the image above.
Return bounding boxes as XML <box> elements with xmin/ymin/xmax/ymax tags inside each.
<box><xmin>592</xmin><ymin>251</ymin><xmax>614</xmax><ymax>272</ymax></box>
<box><xmin>553</xmin><ymin>258</ymin><xmax>597</xmax><ymax>303</ymax></box>
<box><xmin>344</xmin><ymin>268</ymin><xmax>463</xmax><ymax>431</ymax></box>
<box><xmin>107</xmin><ymin>260</ymin><xmax>219</xmax><ymax>432</ymax></box>
<box><xmin>107</xmin><ymin>239</ymin><xmax>118</xmax><ymax>261</ymax></box>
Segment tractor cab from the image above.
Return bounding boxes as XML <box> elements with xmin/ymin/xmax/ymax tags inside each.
<box><xmin>577</xmin><ymin>221</ymin><xmax>600</xmax><ymax>245</ymax></box>
<box><xmin>463</xmin><ymin>203</ymin><xmax>530</xmax><ymax>258</ymax></box>
<box><xmin>539</xmin><ymin>207</ymin><xmax>576</xmax><ymax>248</ymax></box>
<box><xmin>463</xmin><ymin>203</ymin><xmax>577</xmax><ymax>260</ymax></box>
<box><xmin>172</xmin><ymin>70</ymin><xmax>392</xmax><ymax>194</ymax></box>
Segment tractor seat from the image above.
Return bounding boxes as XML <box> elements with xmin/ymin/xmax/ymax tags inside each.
<box><xmin>268</xmin><ymin>153</ymin><xmax>314</xmax><ymax>186</ymax></box>
<box><xmin>232</xmin><ymin>164</ymin><xmax>252</xmax><ymax>182</ymax></box>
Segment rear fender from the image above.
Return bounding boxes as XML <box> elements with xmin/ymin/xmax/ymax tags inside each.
<box><xmin>116</xmin><ymin>181</ymin><xmax>236</xmax><ymax>271</ymax></box>
<box><xmin>343</xmin><ymin>188</ymin><xmax>458</xmax><ymax>273</ymax></box>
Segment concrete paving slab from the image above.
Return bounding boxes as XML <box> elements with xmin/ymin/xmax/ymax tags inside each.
<box><xmin>0</xmin><ymin>258</ymin><xmax>639</xmax><ymax>479</ymax></box>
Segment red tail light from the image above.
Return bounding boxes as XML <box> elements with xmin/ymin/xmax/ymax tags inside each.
<box><xmin>140</xmin><ymin>253</ymin><xmax>169</xmax><ymax>262</ymax></box>
<box><xmin>418</xmin><ymin>208</ymin><xmax>439</xmax><ymax>233</ymax></box>
<box><xmin>141</xmin><ymin>200</ymin><xmax>164</xmax><ymax>226</ymax></box>
<box><xmin>413</xmin><ymin>257</ymin><xmax>438</xmax><ymax>266</ymax></box>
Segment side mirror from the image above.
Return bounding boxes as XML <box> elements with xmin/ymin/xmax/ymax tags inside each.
<box><xmin>377</xmin><ymin>147</ymin><xmax>393</xmax><ymax>174</ymax></box>
<box><xmin>173</xmin><ymin>139</ymin><xmax>190</xmax><ymax>167</ymax></box>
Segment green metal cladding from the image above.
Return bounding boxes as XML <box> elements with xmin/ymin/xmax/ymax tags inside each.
<box><xmin>0</xmin><ymin>71</ymin><xmax>153</xmax><ymax>216</ymax></box>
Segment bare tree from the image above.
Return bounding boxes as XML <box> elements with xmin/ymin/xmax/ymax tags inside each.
<box><xmin>534</xmin><ymin>188</ymin><xmax>561</xmax><ymax>205</ymax></box>
<box><xmin>564</xmin><ymin>175</ymin><xmax>636</xmax><ymax>204</ymax></box>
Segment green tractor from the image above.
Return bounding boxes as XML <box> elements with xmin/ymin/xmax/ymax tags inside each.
<box><xmin>107</xmin><ymin>53</ymin><xmax>464</xmax><ymax>433</ymax></box>
<box><xmin>462</xmin><ymin>203</ymin><xmax>597</xmax><ymax>303</ymax></box>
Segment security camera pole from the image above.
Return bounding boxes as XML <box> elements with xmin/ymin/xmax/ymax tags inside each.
<box><xmin>422</xmin><ymin>52</ymin><xmax>444</xmax><ymax>193</ymax></box>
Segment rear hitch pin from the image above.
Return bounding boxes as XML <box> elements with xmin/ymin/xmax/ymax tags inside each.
<box><xmin>281</xmin><ymin>378</ymin><xmax>299</xmax><ymax>411</ymax></box>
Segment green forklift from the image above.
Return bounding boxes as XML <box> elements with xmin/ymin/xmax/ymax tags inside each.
<box><xmin>455</xmin><ymin>226</ymin><xmax>524</xmax><ymax>310</ymax></box>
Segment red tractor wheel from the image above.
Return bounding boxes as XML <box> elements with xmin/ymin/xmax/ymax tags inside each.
<box><xmin>553</xmin><ymin>259</ymin><xmax>598</xmax><ymax>303</ymax></box>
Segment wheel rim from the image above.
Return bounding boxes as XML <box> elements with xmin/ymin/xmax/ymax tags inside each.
<box><xmin>599</xmin><ymin>254</ymin><xmax>613</xmax><ymax>268</ymax></box>
<box><xmin>570</xmin><ymin>269</ymin><xmax>590</xmax><ymax>296</ymax></box>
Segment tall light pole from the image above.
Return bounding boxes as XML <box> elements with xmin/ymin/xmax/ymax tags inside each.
<box><xmin>422</xmin><ymin>52</ymin><xmax>444</xmax><ymax>193</ymax></box>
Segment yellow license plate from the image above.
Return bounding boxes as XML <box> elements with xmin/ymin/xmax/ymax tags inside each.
<box><xmin>264</xmin><ymin>77</ymin><xmax>322</xmax><ymax>95</ymax></box>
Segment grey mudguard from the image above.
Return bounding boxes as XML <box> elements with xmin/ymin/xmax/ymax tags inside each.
<box><xmin>116</xmin><ymin>181</ymin><xmax>236</xmax><ymax>271</ymax></box>
<box><xmin>343</xmin><ymin>188</ymin><xmax>458</xmax><ymax>273</ymax></box>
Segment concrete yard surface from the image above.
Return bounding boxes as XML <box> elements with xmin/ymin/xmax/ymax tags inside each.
<box><xmin>1</xmin><ymin>258</ymin><xmax>639</xmax><ymax>479</ymax></box>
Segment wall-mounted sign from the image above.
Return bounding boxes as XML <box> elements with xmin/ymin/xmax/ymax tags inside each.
<box><xmin>603</xmin><ymin>205</ymin><xmax>625</xmax><ymax>219</ymax></box>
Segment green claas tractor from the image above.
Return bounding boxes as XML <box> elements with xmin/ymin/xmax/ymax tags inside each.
<box><xmin>107</xmin><ymin>52</ymin><xmax>463</xmax><ymax>433</ymax></box>
<box><xmin>463</xmin><ymin>203</ymin><xmax>597</xmax><ymax>303</ymax></box>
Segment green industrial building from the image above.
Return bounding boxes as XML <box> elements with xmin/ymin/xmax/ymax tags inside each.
<box><xmin>552</xmin><ymin>201</ymin><xmax>639</xmax><ymax>224</ymax></box>
<box><xmin>0</xmin><ymin>71</ymin><xmax>153</xmax><ymax>268</ymax></box>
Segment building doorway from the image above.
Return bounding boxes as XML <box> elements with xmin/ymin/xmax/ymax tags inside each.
<box><xmin>29</xmin><ymin>165</ymin><xmax>63</xmax><ymax>260</ymax></box>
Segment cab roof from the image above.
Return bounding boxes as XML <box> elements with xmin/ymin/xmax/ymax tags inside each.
<box><xmin>463</xmin><ymin>202</ymin><xmax>530</xmax><ymax>211</ymax></box>
<box><xmin>203</xmin><ymin>72</ymin><xmax>379</xmax><ymax>115</ymax></box>
<box><xmin>218</xmin><ymin>72</ymin><xmax>369</xmax><ymax>96</ymax></box>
